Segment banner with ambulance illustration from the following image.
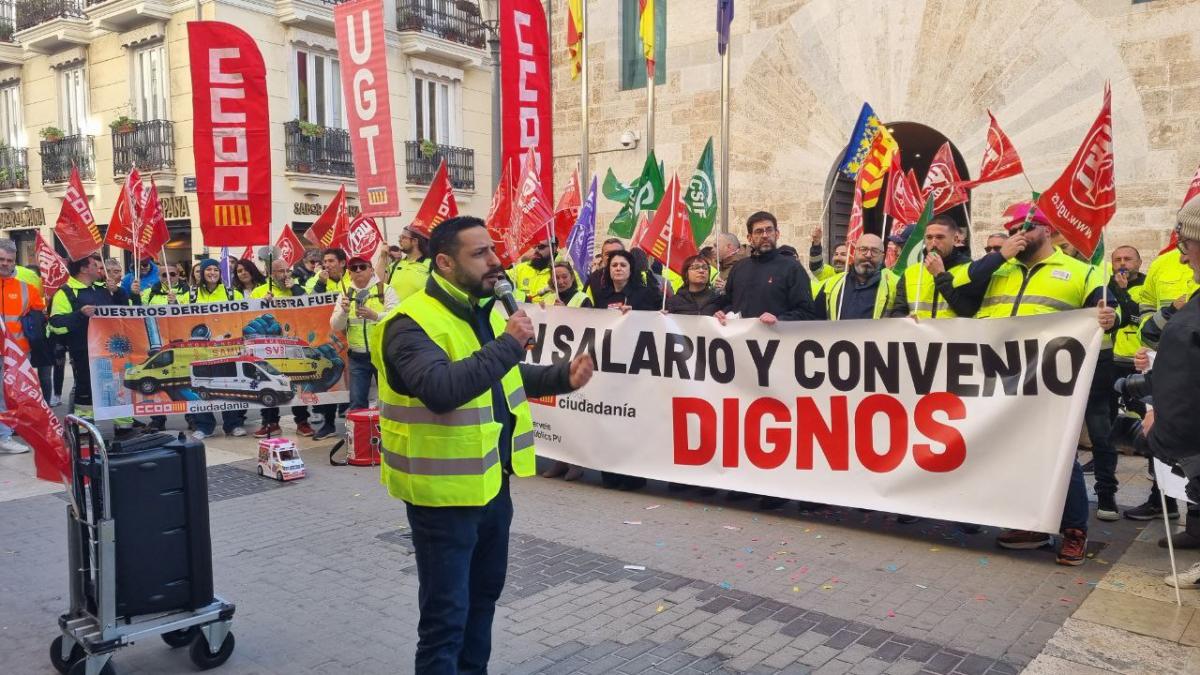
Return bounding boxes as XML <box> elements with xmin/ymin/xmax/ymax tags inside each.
<box><xmin>88</xmin><ymin>295</ymin><xmax>349</xmax><ymax>419</ymax></box>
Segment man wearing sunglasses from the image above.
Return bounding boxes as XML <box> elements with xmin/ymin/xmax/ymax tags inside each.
<box><xmin>331</xmin><ymin>255</ymin><xmax>399</xmax><ymax>412</ymax></box>
<box><xmin>982</xmin><ymin>232</ymin><xmax>1009</xmax><ymax>256</ymax></box>
<box><xmin>119</xmin><ymin>256</ymin><xmax>159</xmax><ymax>297</ymax></box>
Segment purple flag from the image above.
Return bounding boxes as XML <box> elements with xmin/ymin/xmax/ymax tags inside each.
<box><xmin>219</xmin><ymin>246</ymin><xmax>232</xmax><ymax>288</ymax></box>
<box><xmin>565</xmin><ymin>175</ymin><xmax>597</xmax><ymax>282</ymax></box>
<box><xmin>717</xmin><ymin>0</ymin><xmax>734</xmax><ymax>55</ymax></box>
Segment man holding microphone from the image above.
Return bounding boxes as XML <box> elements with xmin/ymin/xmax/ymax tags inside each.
<box><xmin>372</xmin><ymin>216</ymin><xmax>595</xmax><ymax>673</ymax></box>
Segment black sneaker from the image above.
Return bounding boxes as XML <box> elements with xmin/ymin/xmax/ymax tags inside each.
<box><xmin>897</xmin><ymin>514</ymin><xmax>922</xmax><ymax>524</ymax></box>
<box><xmin>1081</xmin><ymin>459</ymin><xmax>1095</xmax><ymax>474</ymax></box>
<box><xmin>312</xmin><ymin>424</ymin><xmax>338</xmax><ymax>440</ymax></box>
<box><xmin>1124</xmin><ymin>498</ymin><xmax>1178</xmax><ymax>521</ymax></box>
<box><xmin>1096</xmin><ymin>495</ymin><xmax>1120</xmax><ymax>521</ymax></box>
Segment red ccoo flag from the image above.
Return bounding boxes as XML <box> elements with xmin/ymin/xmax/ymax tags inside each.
<box><xmin>54</xmin><ymin>166</ymin><xmax>102</xmax><ymax>261</ymax></box>
<box><xmin>963</xmin><ymin>111</ymin><xmax>1024</xmax><ymax>188</ymax></box>
<box><xmin>1038</xmin><ymin>83</ymin><xmax>1115</xmax><ymax>259</ymax></box>
<box><xmin>305</xmin><ymin>185</ymin><xmax>350</xmax><ymax>249</ymax></box>
<box><xmin>485</xmin><ymin>159</ymin><xmax>517</xmax><ymax>267</ymax></box>
<box><xmin>274</xmin><ymin>225</ymin><xmax>306</xmax><ymax>268</ymax></box>
<box><xmin>636</xmin><ymin>174</ymin><xmax>697</xmax><ymax>276</ymax></box>
<box><xmin>35</xmin><ymin>233</ymin><xmax>69</xmax><ymax>301</ymax></box>
<box><xmin>922</xmin><ymin>142</ymin><xmax>968</xmax><ymax>215</ymax></box>
<box><xmin>136</xmin><ymin>179</ymin><xmax>171</xmax><ymax>259</ymax></box>
<box><xmin>0</xmin><ymin>324</ymin><xmax>70</xmax><ymax>484</ymax></box>
<box><xmin>513</xmin><ymin>149</ymin><xmax>555</xmax><ymax>254</ymax></box>
<box><xmin>409</xmin><ymin>159</ymin><xmax>459</xmax><ymax>238</ymax></box>
<box><xmin>103</xmin><ymin>169</ymin><xmax>146</xmax><ymax>253</ymax></box>
<box><xmin>552</xmin><ymin>168</ymin><xmax>582</xmax><ymax>243</ymax></box>
<box><xmin>1161</xmin><ymin>161</ymin><xmax>1200</xmax><ymax>254</ymax></box>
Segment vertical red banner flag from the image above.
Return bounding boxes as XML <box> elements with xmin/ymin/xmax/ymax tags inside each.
<box><xmin>1038</xmin><ymin>83</ymin><xmax>1115</xmax><ymax>259</ymax></box>
<box><xmin>334</xmin><ymin>0</ymin><xmax>400</xmax><ymax>217</ymax></box>
<box><xmin>189</xmin><ymin>21</ymin><xmax>272</xmax><ymax>247</ymax></box>
<box><xmin>54</xmin><ymin>166</ymin><xmax>102</xmax><ymax>260</ymax></box>
<box><xmin>500</xmin><ymin>0</ymin><xmax>554</xmax><ymax>202</ymax></box>
<box><xmin>1160</xmin><ymin>161</ymin><xmax>1200</xmax><ymax>254</ymax></box>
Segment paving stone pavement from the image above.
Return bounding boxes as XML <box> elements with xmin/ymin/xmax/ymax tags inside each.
<box><xmin>0</xmin><ymin>443</ymin><xmax>1146</xmax><ymax>674</ymax></box>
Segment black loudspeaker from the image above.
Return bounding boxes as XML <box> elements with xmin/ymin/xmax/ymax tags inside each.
<box><xmin>101</xmin><ymin>433</ymin><xmax>214</xmax><ymax>618</ymax></box>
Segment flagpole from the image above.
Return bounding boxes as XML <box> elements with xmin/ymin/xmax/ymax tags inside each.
<box><xmin>579</xmin><ymin>0</ymin><xmax>589</xmax><ymax>184</ymax></box>
<box><xmin>719</xmin><ymin>39</ymin><xmax>731</xmax><ymax>235</ymax></box>
<box><xmin>646</xmin><ymin>78</ymin><xmax>655</xmax><ymax>154</ymax></box>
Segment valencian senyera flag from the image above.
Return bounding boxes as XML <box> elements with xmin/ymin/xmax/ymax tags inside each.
<box><xmin>837</xmin><ymin>103</ymin><xmax>885</xmax><ymax>179</ymax></box>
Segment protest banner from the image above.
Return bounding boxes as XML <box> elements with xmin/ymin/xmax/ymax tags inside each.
<box><xmin>522</xmin><ymin>306</ymin><xmax>1102</xmax><ymax>533</ymax></box>
<box><xmin>87</xmin><ymin>295</ymin><xmax>349</xmax><ymax>420</ymax></box>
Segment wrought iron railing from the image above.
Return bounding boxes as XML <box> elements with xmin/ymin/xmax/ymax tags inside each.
<box><xmin>396</xmin><ymin>0</ymin><xmax>486</xmax><ymax>49</ymax></box>
<box><xmin>404</xmin><ymin>140</ymin><xmax>474</xmax><ymax>191</ymax></box>
<box><xmin>0</xmin><ymin>145</ymin><xmax>27</xmax><ymax>189</ymax></box>
<box><xmin>112</xmin><ymin>119</ymin><xmax>174</xmax><ymax>175</ymax></box>
<box><xmin>15</xmin><ymin>0</ymin><xmax>85</xmax><ymax>32</ymax></box>
<box><xmin>0</xmin><ymin>1</ymin><xmax>15</xmax><ymax>41</ymax></box>
<box><xmin>284</xmin><ymin>120</ymin><xmax>354</xmax><ymax>177</ymax></box>
<box><xmin>40</xmin><ymin>134</ymin><xmax>93</xmax><ymax>185</ymax></box>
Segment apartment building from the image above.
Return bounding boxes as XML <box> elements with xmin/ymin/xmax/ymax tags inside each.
<box><xmin>0</xmin><ymin>0</ymin><xmax>497</xmax><ymax>267</ymax></box>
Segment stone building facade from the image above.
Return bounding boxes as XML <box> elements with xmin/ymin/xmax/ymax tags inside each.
<box><xmin>550</xmin><ymin>0</ymin><xmax>1200</xmax><ymax>260</ymax></box>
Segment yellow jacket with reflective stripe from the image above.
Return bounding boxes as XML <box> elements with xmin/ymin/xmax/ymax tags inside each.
<box><xmin>389</xmin><ymin>258</ymin><xmax>431</xmax><ymax>303</ymax></box>
<box><xmin>976</xmin><ymin>249</ymin><xmax>1100</xmax><ymax>318</ymax></box>
<box><xmin>512</xmin><ymin>261</ymin><xmax>553</xmax><ymax>303</ymax></box>
<box><xmin>333</xmin><ymin>281</ymin><xmax>397</xmax><ymax>353</ymax></box>
<box><xmin>901</xmin><ymin>261</ymin><xmax>970</xmax><ymax>319</ymax></box>
<box><xmin>15</xmin><ymin>265</ymin><xmax>42</xmax><ymax>294</ymax></box>
<box><xmin>1115</xmin><ymin>282</ymin><xmax>1147</xmax><ymax>360</ymax></box>
<box><xmin>820</xmin><ymin>269</ymin><xmax>898</xmax><ymax>320</ymax></box>
<box><xmin>1138</xmin><ymin>249</ymin><xmax>1199</xmax><ymax>346</ymax></box>
<box><xmin>371</xmin><ymin>276</ymin><xmax>536</xmax><ymax>507</ymax></box>
<box><xmin>190</xmin><ymin>285</ymin><xmax>242</xmax><ymax>304</ymax></box>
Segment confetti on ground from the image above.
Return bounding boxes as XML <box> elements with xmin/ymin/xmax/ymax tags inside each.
<box><xmin>885</xmin><ymin>564</ymin><xmax>898</xmax><ymax>573</ymax></box>
<box><xmin>775</xmin><ymin>566</ymin><xmax>786</xmax><ymax>571</ymax></box>
<box><xmin>645</xmin><ymin>504</ymin><xmax>661</xmax><ymax>510</ymax></box>
<box><xmin>719</xmin><ymin>581</ymin><xmax>732</xmax><ymax>590</ymax></box>
<box><xmin>736</xmin><ymin>563</ymin><xmax>745</xmax><ymax>569</ymax></box>
<box><xmin>821</xmin><ymin>584</ymin><xmax>834</xmax><ymax>591</ymax></box>
<box><xmin>353</xmin><ymin>493</ymin><xmax>361</xmax><ymax>497</ymax></box>
<box><xmin>723</xmin><ymin>525</ymin><xmax>741</xmax><ymax>531</ymax></box>
<box><xmin>799</xmin><ymin>566</ymin><xmax>809</xmax><ymax>574</ymax></box>
<box><xmin>887</xmin><ymin>609</ymin><xmax>896</xmax><ymax>618</ymax></box>
<box><xmin>793</xmin><ymin>586</ymin><xmax>800</xmax><ymax>592</ymax></box>
<box><xmin>915</xmin><ymin>584</ymin><xmax>928</xmax><ymax>589</ymax></box>
<box><xmin>974</xmin><ymin>594</ymin><xmax>988</xmax><ymax>601</ymax></box>
<box><xmin>743</xmin><ymin>547</ymin><xmax>754</xmax><ymax>553</ymax></box>
<box><xmin>623</xmin><ymin>565</ymin><xmax>645</xmax><ymax>571</ymax></box>
<box><xmin>623</xmin><ymin>521</ymin><xmax>642</xmax><ymax>525</ymax></box>
<box><xmin>815</xmin><ymin>535</ymin><xmax>823</xmax><ymax>539</ymax></box>
<box><xmin>978</xmin><ymin>557</ymin><xmax>989</xmax><ymax>567</ymax></box>
<box><xmin>929</xmin><ymin>547</ymin><xmax>940</xmax><ymax>552</ymax></box>
<box><xmin>656</xmin><ymin>604</ymin><xmax>665</xmax><ymax>613</ymax></box>
<box><xmin>1074</xmin><ymin>577</ymin><xmax>1086</xmax><ymax>585</ymax></box>
<box><xmin>1094</xmin><ymin>559</ymin><xmax>1109</xmax><ymax>565</ymax></box>
<box><xmin>1059</xmin><ymin>597</ymin><xmax>1073</xmax><ymax>603</ymax></box>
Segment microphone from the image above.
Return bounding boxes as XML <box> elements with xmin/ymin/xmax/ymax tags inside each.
<box><xmin>493</xmin><ymin>279</ymin><xmax>520</xmax><ymax>316</ymax></box>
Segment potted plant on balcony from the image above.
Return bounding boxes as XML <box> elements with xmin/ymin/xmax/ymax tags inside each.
<box><xmin>110</xmin><ymin>116</ymin><xmax>139</xmax><ymax>134</ymax></box>
<box><xmin>298</xmin><ymin>121</ymin><xmax>324</xmax><ymax>138</ymax></box>
<box><xmin>40</xmin><ymin>126</ymin><xmax>65</xmax><ymax>143</ymax></box>
<box><xmin>419</xmin><ymin>138</ymin><xmax>438</xmax><ymax>160</ymax></box>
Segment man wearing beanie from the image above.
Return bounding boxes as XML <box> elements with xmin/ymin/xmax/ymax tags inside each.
<box><xmin>1148</xmin><ymin>196</ymin><xmax>1200</xmax><ymax>588</ymax></box>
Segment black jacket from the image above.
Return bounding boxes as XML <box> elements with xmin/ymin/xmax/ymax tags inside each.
<box><xmin>382</xmin><ymin>276</ymin><xmax>576</xmax><ymax>475</ymax></box>
<box><xmin>889</xmin><ymin>250</ymin><xmax>979</xmax><ymax>318</ymax></box>
<box><xmin>50</xmin><ymin>281</ymin><xmax>133</xmax><ymax>353</ymax></box>
<box><xmin>707</xmin><ymin>248</ymin><xmax>817</xmax><ymax>320</ymax></box>
<box><xmin>666</xmin><ymin>287</ymin><xmax>717</xmax><ymax>315</ymax></box>
<box><xmin>1147</xmin><ymin>290</ymin><xmax>1200</xmax><ymax>464</ymax></box>
<box><xmin>591</xmin><ymin>282</ymin><xmax>660</xmax><ymax>311</ymax></box>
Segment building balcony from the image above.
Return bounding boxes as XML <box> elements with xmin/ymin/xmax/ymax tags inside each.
<box><xmin>404</xmin><ymin>140</ymin><xmax>473</xmax><ymax>191</ymax></box>
<box><xmin>14</xmin><ymin>0</ymin><xmax>91</xmax><ymax>53</ymax></box>
<box><xmin>113</xmin><ymin>118</ymin><xmax>174</xmax><ymax>187</ymax></box>
<box><xmin>84</xmin><ymin>0</ymin><xmax>171</xmax><ymax>32</ymax></box>
<box><xmin>276</xmin><ymin>0</ymin><xmax>340</xmax><ymax>31</ymax></box>
<box><xmin>284</xmin><ymin>120</ymin><xmax>354</xmax><ymax>182</ymax></box>
<box><xmin>0</xmin><ymin>144</ymin><xmax>29</xmax><ymax>207</ymax></box>
<box><xmin>396</xmin><ymin>0</ymin><xmax>488</xmax><ymax>68</ymax></box>
<box><xmin>40</xmin><ymin>133</ymin><xmax>93</xmax><ymax>185</ymax></box>
<box><xmin>0</xmin><ymin>4</ymin><xmax>23</xmax><ymax>65</ymax></box>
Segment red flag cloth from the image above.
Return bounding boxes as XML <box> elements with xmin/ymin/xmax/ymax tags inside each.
<box><xmin>629</xmin><ymin>211</ymin><xmax>652</xmax><ymax>252</ymax></box>
<box><xmin>305</xmin><ymin>185</ymin><xmax>350</xmax><ymax>249</ymax></box>
<box><xmin>189</xmin><ymin>21</ymin><xmax>272</xmax><ymax>247</ymax></box>
<box><xmin>1162</xmin><ymin>162</ymin><xmax>1200</xmax><ymax>254</ymax></box>
<box><xmin>552</xmin><ymin>169</ymin><xmax>582</xmax><ymax>243</ymax></box>
<box><xmin>922</xmin><ymin>142</ymin><xmax>968</xmax><ymax>215</ymax></box>
<box><xmin>485</xmin><ymin>159</ymin><xmax>517</xmax><ymax>267</ymax></box>
<box><xmin>274</xmin><ymin>225</ymin><xmax>306</xmax><ymax>268</ymax></box>
<box><xmin>103</xmin><ymin>169</ymin><xmax>145</xmax><ymax>253</ymax></box>
<box><xmin>136</xmin><ymin>179</ymin><xmax>171</xmax><ymax>259</ymax></box>
<box><xmin>500</xmin><ymin>0</ymin><xmax>553</xmax><ymax>202</ymax></box>
<box><xmin>409</xmin><ymin>159</ymin><xmax>459</xmax><ymax>238</ymax></box>
<box><xmin>636</xmin><ymin>174</ymin><xmax>697</xmax><ymax>276</ymax></box>
<box><xmin>513</xmin><ymin>150</ymin><xmax>555</xmax><ymax>254</ymax></box>
<box><xmin>0</xmin><ymin>325</ymin><xmax>70</xmax><ymax>483</ymax></box>
<box><xmin>884</xmin><ymin>162</ymin><xmax>924</xmax><ymax>230</ymax></box>
<box><xmin>1037</xmin><ymin>83</ymin><xmax>1115</xmax><ymax>259</ymax></box>
<box><xmin>965</xmin><ymin>111</ymin><xmax>1024</xmax><ymax>187</ymax></box>
<box><xmin>35</xmin><ymin>233</ymin><xmax>69</xmax><ymax>301</ymax></box>
<box><xmin>238</xmin><ymin>245</ymin><xmax>255</xmax><ymax>262</ymax></box>
<box><xmin>345</xmin><ymin>215</ymin><xmax>383</xmax><ymax>260</ymax></box>
<box><xmin>845</xmin><ymin>184</ymin><xmax>864</xmax><ymax>247</ymax></box>
<box><xmin>54</xmin><ymin>166</ymin><xmax>102</xmax><ymax>261</ymax></box>
<box><xmin>334</xmin><ymin>0</ymin><xmax>401</xmax><ymax>217</ymax></box>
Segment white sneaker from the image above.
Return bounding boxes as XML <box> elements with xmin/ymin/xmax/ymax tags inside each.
<box><xmin>0</xmin><ymin>438</ymin><xmax>30</xmax><ymax>454</ymax></box>
<box><xmin>228</xmin><ymin>427</ymin><xmax>247</xmax><ymax>437</ymax></box>
<box><xmin>1164</xmin><ymin>562</ymin><xmax>1200</xmax><ymax>589</ymax></box>
<box><xmin>191</xmin><ymin>430</ymin><xmax>208</xmax><ymax>441</ymax></box>
<box><xmin>48</xmin><ymin>395</ymin><xmax>61</xmax><ymax>407</ymax></box>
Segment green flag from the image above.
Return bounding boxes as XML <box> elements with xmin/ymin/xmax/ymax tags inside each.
<box><xmin>602</xmin><ymin>168</ymin><xmax>632</xmax><ymax>203</ymax></box>
<box><xmin>685</xmin><ymin>138</ymin><xmax>717</xmax><ymax>244</ymax></box>
<box><xmin>895</xmin><ymin>195</ymin><xmax>935</xmax><ymax>276</ymax></box>
<box><xmin>1089</xmin><ymin>233</ymin><xmax>1106</xmax><ymax>267</ymax></box>
<box><xmin>608</xmin><ymin>151</ymin><xmax>665</xmax><ymax>238</ymax></box>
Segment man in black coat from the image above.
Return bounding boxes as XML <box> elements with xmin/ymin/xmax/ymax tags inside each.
<box><xmin>709</xmin><ymin>211</ymin><xmax>818</xmax><ymax>324</ymax></box>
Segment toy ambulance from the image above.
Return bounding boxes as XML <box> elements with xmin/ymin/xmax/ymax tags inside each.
<box><xmin>257</xmin><ymin>437</ymin><xmax>306</xmax><ymax>481</ymax></box>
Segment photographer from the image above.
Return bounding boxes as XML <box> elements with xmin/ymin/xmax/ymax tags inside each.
<box><xmin>1143</xmin><ymin>200</ymin><xmax>1200</xmax><ymax>588</ymax></box>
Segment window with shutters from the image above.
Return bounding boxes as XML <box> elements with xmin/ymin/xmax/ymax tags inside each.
<box><xmin>59</xmin><ymin>66</ymin><xmax>88</xmax><ymax>136</ymax></box>
<box><xmin>292</xmin><ymin>49</ymin><xmax>345</xmax><ymax>129</ymax></box>
<box><xmin>0</xmin><ymin>83</ymin><xmax>22</xmax><ymax>148</ymax></box>
<box><xmin>412</xmin><ymin>75</ymin><xmax>456</xmax><ymax>145</ymax></box>
<box><xmin>132</xmin><ymin>44</ymin><xmax>169</xmax><ymax>121</ymax></box>
<box><xmin>619</xmin><ymin>0</ymin><xmax>666</xmax><ymax>90</ymax></box>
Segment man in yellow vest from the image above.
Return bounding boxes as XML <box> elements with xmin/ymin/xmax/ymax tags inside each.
<box><xmin>889</xmin><ymin>216</ymin><xmax>984</xmax><ymax>318</ymax></box>
<box><xmin>308</xmin><ymin>248</ymin><xmax>352</xmax><ymax>439</ymax></box>
<box><xmin>978</xmin><ymin>203</ymin><xmax>1117</xmax><ymax>566</ymax></box>
<box><xmin>511</xmin><ymin>239</ymin><xmax>556</xmax><ymax>303</ymax></box>
<box><xmin>806</xmin><ymin>226</ymin><xmax>848</xmax><ymax>290</ymax></box>
<box><xmin>813</xmin><ymin>234</ymin><xmax>898</xmax><ymax>319</ymax></box>
<box><xmin>251</xmin><ymin>259</ymin><xmax>315</xmax><ymax>438</ymax></box>
<box><xmin>389</xmin><ymin>226</ymin><xmax>432</xmax><ymax>302</ymax></box>
<box><xmin>372</xmin><ymin>216</ymin><xmax>594</xmax><ymax>673</ymax></box>
<box><xmin>332</xmin><ymin>255</ymin><xmax>398</xmax><ymax>412</ymax></box>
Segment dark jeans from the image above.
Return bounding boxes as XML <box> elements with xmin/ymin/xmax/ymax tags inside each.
<box><xmin>1061</xmin><ymin>459</ymin><xmax>1089</xmax><ymax>533</ymax></box>
<box><xmin>194</xmin><ymin>410</ymin><xmax>247</xmax><ymax>435</ymax></box>
<box><xmin>348</xmin><ymin>351</ymin><xmax>376</xmax><ymax>411</ymax></box>
<box><xmin>1086</xmin><ymin>356</ymin><xmax>1119</xmax><ymax>499</ymax></box>
<box><xmin>37</xmin><ymin>365</ymin><xmax>53</xmax><ymax>401</ymax></box>
<box><xmin>261</xmin><ymin>406</ymin><xmax>310</xmax><ymax>425</ymax></box>
<box><xmin>405</xmin><ymin>478</ymin><xmax>513</xmax><ymax>675</ymax></box>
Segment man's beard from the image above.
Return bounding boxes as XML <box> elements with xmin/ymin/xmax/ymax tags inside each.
<box><xmin>453</xmin><ymin>265</ymin><xmax>505</xmax><ymax>299</ymax></box>
<box><xmin>833</xmin><ymin>260</ymin><xmax>846</xmax><ymax>273</ymax></box>
<box><xmin>530</xmin><ymin>255</ymin><xmax>550</xmax><ymax>270</ymax></box>
<box><xmin>854</xmin><ymin>261</ymin><xmax>877</xmax><ymax>277</ymax></box>
<box><xmin>754</xmin><ymin>240</ymin><xmax>776</xmax><ymax>255</ymax></box>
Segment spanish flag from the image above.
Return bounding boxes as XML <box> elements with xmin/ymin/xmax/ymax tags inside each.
<box><xmin>567</xmin><ymin>0</ymin><xmax>583</xmax><ymax>79</ymax></box>
<box><xmin>639</xmin><ymin>0</ymin><xmax>655</xmax><ymax>77</ymax></box>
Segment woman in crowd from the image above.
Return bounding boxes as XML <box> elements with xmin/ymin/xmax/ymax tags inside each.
<box><xmin>191</xmin><ymin>258</ymin><xmax>241</xmax><ymax>302</ymax></box>
<box><xmin>539</xmin><ymin>261</ymin><xmax>590</xmax><ymax>483</ymax></box>
<box><xmin>232</xmin><ymin>258</ymin><xmax>265</xmax><ymax>297</ymax></box>
<box><xmin>590</xmin><ymin>250</ymin><xmax>659</xmax><ymax>312</ymax></box>
<box><xmin>140</xmin><ymin>263</ymin><xmax>191</xmax><ymax>432</ymax></box>
<box><xmin>665</xmin><ymin>255</ymin><xmax>718</xmax><ymax>315</ymax></box>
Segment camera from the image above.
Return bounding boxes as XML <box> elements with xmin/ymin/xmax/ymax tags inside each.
<box><xmin>619</xmin><ymin>130</ymin><xmax>640</xmax><ymax>149</ymax></box>
<box><xmin>1114</xmin><ymin>371</ymin><xmax>1152</xmax><ymax>403</ymax></box>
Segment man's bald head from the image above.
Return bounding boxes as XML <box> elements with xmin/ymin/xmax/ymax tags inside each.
<box><xmin>852</xmin><ymin>234</ymin><xmax>885</xmax><ymax>277</ymax></box>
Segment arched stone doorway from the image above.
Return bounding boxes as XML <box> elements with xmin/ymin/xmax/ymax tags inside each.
<box><xmin>822</xmin><ymin>122</ymin><xmax>973</xmax><ymax>250</ymax></box>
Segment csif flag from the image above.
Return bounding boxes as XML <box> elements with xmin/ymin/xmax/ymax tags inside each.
<box><xmin>636</xmin><ymin>174</ymin><xmax>698</xmax><ymax>276</ymax></box>
<box><xmin>609</xmin><ymin>151</ymin><xmax>665</xmax><ymax>238</ymax></box>
<box><xmin>35</xmin><ymin>234</ymin><xmax>69</xmax><ymax>301</ymax></box>
<box><xmin>486</xmin><ymin>159</ymin><xmax>517</xmax><ymax>267</ymax></box>
<box><xmin>895</xmin><ymin>195</ymin><xmax>935</xmax><ymax>276</ymax></box>
<box><xmin>962</xmin><ymin>111</ymin><xmax>1024</xmax><ymax>188</ymax></box>
<box><xmin>0</xmin><ymin>324</ymin><xmax>70</xmax><ymax>484</ymax></box>
<box><xmin>103</xmin><ymin>169</ymin><xmax>145</xmax><ymax>253</ymax></box>
<box><xmin>513</xmin><ymin>149</ymin><xmax>555</xmax><ymax>253</ymax></box>
<box><xmin>409</xmin><ymin>159</ymin><xmax>459</xmax><ymax>238</ymax></box>
<box><xmin>54</xmin><ymin>166</ymin><xmax>102</xmax><ymax>261</ymax></box>
<box><xmin>565</xmin><ymin>175</ymin><xmax>598</xmax><ymax>282</ymax></box>
<box><xmin>1160</xmin><ymin>161</ymin><xmax>1200</xmax><ymax>254</ymax></box>
<box><xmin>305</xmin><ymin>185</ymin><xmax>350</xmax><ymax>248</ymax></box>
<box><xmin>922</xmin><ymin>142</ymin><xmax>968</xmax><ymax>215</ymax></box>
<box><xmin>274</xmin><ymin>225</ymin><xmax>306</xmax><ymax>268</ymax></box>
<box><xmin>686</xmin><ymin>138</ymin><xmax>717</xmax><ymax>244</ymax></box>
<box><xmin>602</xmin><ymin>167</ymin><xmax>633</xmax><ymax>203</ymax></box>
<box><xmin>1037</xmin><ymin>83</ymin><xmax>1115</xmax><ymax>259</ymax></box>
<box><xmin>553</xmin><ymin>169</ymin><xmax>582</xmax><ymax>243</ymax></box>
